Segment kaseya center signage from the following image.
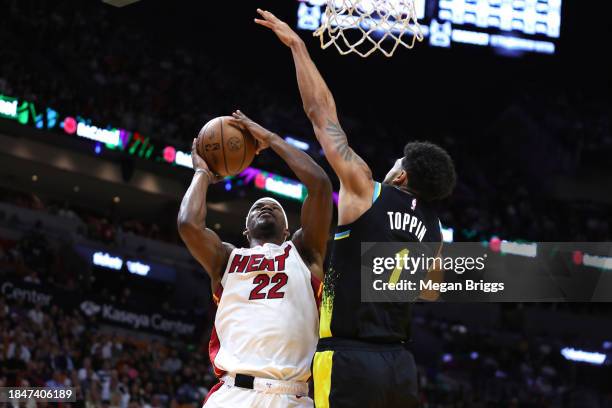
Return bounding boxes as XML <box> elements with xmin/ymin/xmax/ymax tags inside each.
<box><xmin>79</xmin><ymin>300</ymin><xmax>195</xmax><ymax>336</ymax></box>
<box><xmin>1</xmin><ymin>279</ymin><xmax>200</xmax><ymax>339</ymax></box>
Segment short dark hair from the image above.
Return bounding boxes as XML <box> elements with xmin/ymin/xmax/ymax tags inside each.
<box><xmin>401</xmin><ymin>142</ymin><xmax>456</xmax><ymax>201</ymax></box>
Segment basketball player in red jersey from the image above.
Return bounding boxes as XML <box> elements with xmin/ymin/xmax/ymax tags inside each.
<box><xmin>178</xmin><ymin>111</ymin><xmax>332</xmax><ymax>408</ymax></box>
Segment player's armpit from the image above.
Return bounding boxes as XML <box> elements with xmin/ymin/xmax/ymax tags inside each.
<box><xmin>292</xmin><ymin>229</ymin><xmax>326</xmax><ymax>281</ymax></box>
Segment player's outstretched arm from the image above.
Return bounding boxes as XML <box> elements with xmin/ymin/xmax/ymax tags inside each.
<box><xmin>177</xmin><ymin>139</ymin><xmax>234</xmax><ymax>290</ymax></box>
<box><xmin>255</xmin><ymin>9</ymin><xmax>373</xmax><ymax>222</ymax></box>
<box><xmin>231</xmin><ymin>111</ymin><xmax>332</xmax><ymax>279</ymax></box>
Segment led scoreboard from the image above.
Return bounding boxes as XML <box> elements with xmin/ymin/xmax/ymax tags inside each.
<box><xmin>297</xmin><ymin>0</ymin><xmax>563</xmax><ymax>56</ymax></box>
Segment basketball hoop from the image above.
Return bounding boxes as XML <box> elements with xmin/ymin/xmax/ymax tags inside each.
<box><xmin>313</xmin><ymin>0</ymin><xmax>424</xmax><ymax>57</ymax></box>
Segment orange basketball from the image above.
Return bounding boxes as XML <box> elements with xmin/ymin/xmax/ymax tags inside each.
<box><xmin>196</xmin><ymin>116</ymin><xmax>256</xmax><ymax>177</ymax></box>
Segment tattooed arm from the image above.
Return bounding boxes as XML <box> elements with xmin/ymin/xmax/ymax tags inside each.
<box><xmin>254</xmin><ymin>9</ymin><xmax>374</xmax><ymax>224</ymax></box>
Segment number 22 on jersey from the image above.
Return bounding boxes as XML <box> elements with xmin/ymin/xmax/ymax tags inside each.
<box><xmin>249</xmin><ymin>273</ymin><xmax>288</xmax><ymax>300</ymax></box>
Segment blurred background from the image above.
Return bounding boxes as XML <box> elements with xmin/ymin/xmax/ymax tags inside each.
<box><xmin>0</xmin><ymin>0</ymin><xmax>611</xmax><ymax>407</ymax></box>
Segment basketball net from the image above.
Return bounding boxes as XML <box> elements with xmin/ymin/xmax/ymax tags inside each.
<box><xmin>313</xmin><ymin>0</ymin><xmax>424</xmax><ymax>57</ymax></box>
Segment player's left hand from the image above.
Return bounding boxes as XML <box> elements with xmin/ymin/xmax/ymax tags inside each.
<box><xmin>230</xmin><ymin>110</ymin><xmax>278</xmax><ymax>155</ymax></box>
<box><xmin>191</xmin><ymin>138</ymin><xmax>223</xmax><ymax>183</ymax></box>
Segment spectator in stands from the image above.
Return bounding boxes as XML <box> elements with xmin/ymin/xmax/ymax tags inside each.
<box><xmin>7</xmin><ymin>334</ymin><xmax>31</xmax><ymax>363</ymax></box>
<box><xmin>45</xmin><ymin>370</ymin><xmax>70</xmax><ymax>388</ymax></box>
<box><xmin>2</xmin><ymin>292</ymin><xmax>610</xmax><ymax>406</ymax></box>
<box><xmin>27</xmin><ymin>303</ymin><xmax>44</xmax><ymax>326</ymax></box>
<box><xmin>162</xmin><ymin>350</ymin><xmax>182</xmax><ymax>374</ymax></box>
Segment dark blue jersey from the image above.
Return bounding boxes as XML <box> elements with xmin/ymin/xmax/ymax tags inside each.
<box><xmin>319</xmin><ymin>182</ymin><xmax>442</xmax><ymax>343</ymax></box>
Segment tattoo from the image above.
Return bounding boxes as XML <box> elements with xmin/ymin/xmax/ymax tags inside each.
<box><xmin>325</xmin><ymin>119</ymin><xmax>354</xmax><ymax>162</ymax></box>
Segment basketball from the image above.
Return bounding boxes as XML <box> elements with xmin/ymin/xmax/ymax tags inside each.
<box><xmin>196</xmin><ymin>116</ymin><xmax>256</xmax><ymax>177</ymax></box>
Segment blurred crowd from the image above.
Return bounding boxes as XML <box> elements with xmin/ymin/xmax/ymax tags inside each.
<box><xmin>1</xmin><ymin>0</ymin><xmax>611</xmax><ymax>243</ymax></box>
<box><xmin>1</xmin><ymin>293</ymin><xmax>610</xmax><ymax>408</ymax></box>
<box><xmin>0</xmin><ymin>187</ymin><xmax>186</xmax><ymax>313</ymax></box>
<box><xmin>413</xmin><ymin>311</ymin><xmax>612</xmax><ymax>407</ymax></box>
<box><xmin>0</xmin><ymin>294</ymin><xmax>216</xmax><ymax>408</ymax></box>
<box><xmin>0</xmin><ymin>186</ymin><xmax>175</xmax><ymax>246</ymax></box>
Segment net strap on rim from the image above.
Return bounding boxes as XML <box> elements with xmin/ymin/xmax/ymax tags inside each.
<box><xmin>313</xmin><ymin>0</ymin><xmax>424</xmax><ymax>57</ymax></box>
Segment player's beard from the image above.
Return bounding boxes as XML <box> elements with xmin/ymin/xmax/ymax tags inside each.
<box><xmin>250</xmin><ymin>218</ymin><xmax>283</xmax><ymax>242</ymax></box>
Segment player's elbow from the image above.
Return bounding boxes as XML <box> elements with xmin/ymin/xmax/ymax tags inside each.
<box><xmin>304</xmin><ymin>105</ymin><xmax>322</xmax><ymax>124</ymax></box>
<box><xmin>313</xmin><ymin>172</ymin><xmax>333</xmax><ymax>196</ymax></box>
<box><xmin>177</xmin><ymin>217</ymin><xmax>200</xmax><ymax>241</ymax></box>
<box><xmin>304</xmin><ymin>98</ymin><xmax>335</xmax><ymax>126</ymax></box>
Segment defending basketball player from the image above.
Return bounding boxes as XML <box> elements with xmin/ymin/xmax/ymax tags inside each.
<box><xmin>256</xmin><ymin>9</ymin><xmax>456</xmax><ymax>408</ymax></box>
<box><xmin>178</xmin><ymin>111</ymin><xmax>332</xmax><ymax>408</ymax></box>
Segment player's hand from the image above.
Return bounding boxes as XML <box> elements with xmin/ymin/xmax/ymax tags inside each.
<box><xmin>191</xmin><ymin>138</ymin><xmax>222</xmax><ymax>183</ymax></box>
<box><xmin>255</xmin><ymin>8</ymin><xmax>303</xmax><ymax>48</ymax></box>
<box><xmin>230</xmin><ymin>110</ymin><xmax>278</xmax><ymax>155</ymax></box>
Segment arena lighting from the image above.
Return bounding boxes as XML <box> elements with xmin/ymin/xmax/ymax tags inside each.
<box><xmin>490</xmin><ymin>35</ymin><xmax>555</xmax><ymax>54</ymax></box>
<box><xmin>561</xmin><ymin>348</ymin><xmax>607</xmax><ymax>365</ymax></box>
<box><xmin>489</xmin><ymin>238</ymin><xmax>538</xmax><ymax>258</ymax></box>
<box><xmin>572</xmin><ymin>250</ymin><xmax>583</xmax><ymax>265</ymax></box>
<box><xmin>451</xmin><ymin>29</ymin><xmax>489</xmax><ymax>46</ymax></box>
<box><xmin>582</xmin><ymin>254</ymin><xmax>612</xmax><ymax>271</ymax></box>
<box><xmin>1</xmin><ymin>92</ymin><xmax>340</xmax><ymax>204</ymax></box>
<box><xmin>494</xmin><ymin>370</ymin><xmax>507</xmax><ymax>379</ymax></box>
<box><xmin>163</xmin><ymin>146</ymin><xmax>176</xmax><ymax>163</ymax></box>
<box><xmin>63</xmin><ymin>117</ymin><xmax>77</xmax><ymax>134</ymax></box>
<box><xmin>92</xmin><ymin>252</ymin><xmax>123</xmax><ymax>270</ymax></box>
<box><xmin>174</xmin><ymin>150</ymin><xmax>193</xmax><ymax>168</ymax></box>
<box><xmin>441</xmin><ymin>226</ymin><xmax>454</xmax><ymax>243</ymax></box>
<box><xmin>284</xmin><ymin>136</ymin><xmax>310</xmax><ymax>151</ymax></box>
<box><xmin>76</xmin><ymin>121</ymin><xmax>120</xmax><ymax>146</ymax></box>
<box><xmin>126</xmin><ymin>260</ymin><xmax>150</xmax><ymax>276</ymax></box>
<box><xmin>264</xmin><ymin>177</ymin><xmax>304</xmax><ymax>200</ymax></box>
<box><xmin>244</xmin><ymin>167</ymin><xmax>307</xmax><ymax>201</ymax></box>
<box><xmin>0</xmin><ymin>95</ymin><xmax>18</xmax><ymax>119</ymax></box>
<box><xmin>297</xmin><ymin>0</ymin><xmax>562</xmax><ymax>56</ymax></box>
<box><xmin>92</xmin><ymin>251</ymin><xmax>152</xmax><ymax>276</ymax></box>
<box><xmin>102</xmin><ymin>0</ymin><xmax>142</xmax><ymax>7</ymax></box>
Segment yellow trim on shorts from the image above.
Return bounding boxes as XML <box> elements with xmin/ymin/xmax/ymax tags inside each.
<box><xmin>313</xmin><ymin>351</ymin><xmax>334</xmax><ymax>408</ymax></box>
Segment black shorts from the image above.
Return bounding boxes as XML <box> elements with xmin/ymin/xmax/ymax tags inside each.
<box><xmin>313</xmin><ymin>338</ymin><xmax>418</xmax><ymax>408</ymax></box>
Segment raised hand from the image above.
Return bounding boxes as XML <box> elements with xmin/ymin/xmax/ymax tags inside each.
<box><xmin>191</xmin><ymin>138</ymin><xmax>222</xmax><ymax>183</ymax></box>
<box><xmin>230</xmin><ymin>110</ymin><xmax>279</xmax><ymax>155</ymax></box>
<box><xmin>254</xmin><ymin>8</ymin><xmax>303</xmax><ymax>48</ymax></box>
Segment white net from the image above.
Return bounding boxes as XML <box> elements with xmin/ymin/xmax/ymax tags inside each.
<box><xmin>313</xmin><ymin>0</ymin><xmax>424</xmax><ymax>57</ymax></box>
